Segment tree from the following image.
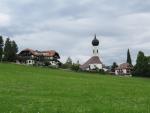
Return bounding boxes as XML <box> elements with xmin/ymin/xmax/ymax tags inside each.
<box><xmin>132</xmin><ymin>51</ymin><xmax>149</xmax><ymax>77</ymax></box>
<box><xmin>4</xmin><ymin>38</ymin><xmax>18</xmax><ymax>62</ymax></box>
<box><xmin>65</xmin><ymin>57</ymin><xmax>72</xmax><ymax>65</ymax></box>
<box><xmin>0</xmin><ymin>36</ymin><xmax>4</xmax><ymax>61</ymax></box>
<box><xmin>111</xmin><ymin>62</ymin><xmax>118</xmax><ymax>72</ymax></box>
<box><xmin>76</xmin><ymin>60</ymin><xmax>80</xmax><ymax>65</ymax></box>
<box><xmin>71</xmin><ymin>63</ymin><xmax>80</xmax><ymax>71</ymax></box>
<box><xmin>71</xmin><ymin>60</ymin><xmax>80</xmax><ymax>71</ymax></box>
<box><xmin>4</xmin><ymin>38</ymin><xmax>11</xmax><ymax>61</ymax></box>
<box><xmin>11</xmin><ymin>41</ymin><xmax>18</xmax><ymax>54</ymax></box>
<box><xmin>10</xmin><ymin>40</ymin><xmax>18</xmax><ymax>61</ymax></box>
<box><xmin>127</xmin><ymin>49</ymin><xmax>132</xmax><ymax>65</ymax></box>
<box><xmin>148</xmin><ymin>56</ymin><xmax>150</xmax><ymax>65</ymax></box>
<box><xmin>60</xmin><ymin>57</ymin><xmax>73</xmax><ymax>69</ymax></box>
<box><xmin>147</xmin><ymin>56</ymin><xmax>150</xmax><ymax>76</ymax></box>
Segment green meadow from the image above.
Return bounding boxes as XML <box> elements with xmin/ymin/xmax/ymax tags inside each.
<box><xmin>0</xmin><ymin>63</ymin><xmax>150</xmax><ymax>113</ymax></box>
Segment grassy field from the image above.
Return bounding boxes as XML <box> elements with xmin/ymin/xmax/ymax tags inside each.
<box><xmin>0</xmin><ymin>63</ymin><xmax>150</xmax><ymax>113</ymax></box>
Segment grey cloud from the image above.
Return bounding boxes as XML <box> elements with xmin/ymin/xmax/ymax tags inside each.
<box><xmin>0</xmin><ymin>0</ymin><xmax>150</xmax><ymax>65</ymax></box>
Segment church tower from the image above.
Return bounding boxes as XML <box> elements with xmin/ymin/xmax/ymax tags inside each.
<box><xmin>92</xmin><ymin>34</ymin><xmax>99</xmax><ymax>56</ymax></box>
<box><xmin>80</xmin><ymin>34</ymin><xmax>104</xmax><ymax>71</ymax></box>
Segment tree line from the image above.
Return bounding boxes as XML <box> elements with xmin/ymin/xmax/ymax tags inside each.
<box><xmin>0</xmin><ymin>36</ymin><xmax>18</xmax><ymax>62</ymax></box>
<box><xmin>125</xmin><ymin>50</ymin><xmax>150</xmax><ymax>77</ymax></box>
<box><xmin>60</xmin><ymin>57</ymin><xmax>80</xmax><ymax>71</ymax></box>
<box><xmin>111</xmin><ymin>49</ymin><xmax>150</xmax><ymax>77</ymax></box>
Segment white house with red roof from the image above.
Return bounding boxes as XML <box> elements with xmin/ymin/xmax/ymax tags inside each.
<box><xmin>115</xmin><ymin>63</ymin><xmax>133</xmax><ymax>75</ymax></box>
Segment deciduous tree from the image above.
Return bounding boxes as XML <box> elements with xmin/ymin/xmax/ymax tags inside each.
<box><xmin>132</xmin><ymin>51</ymin><xmax>150</xmax><ymax>77</ymax></box>
<box><xmin>111</xmin><ymin>62</ymin><xmax>118</xmax><ymax>72</ymax></box>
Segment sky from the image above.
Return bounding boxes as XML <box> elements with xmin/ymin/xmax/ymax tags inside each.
<box><xmin>0</xmin><ymin>0</ymin><xmax>150</xmax><ymax>65</ymax></box>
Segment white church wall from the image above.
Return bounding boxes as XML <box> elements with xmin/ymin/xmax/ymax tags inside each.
<box><xmin>93</xmin><ymin>46</ymin><xmax>99</xmax><ymax>56</ymax></box>
<box><xmin>89</xmin><ymin>64</ymin><xmax>102</xmax><ymax>70</ymax></box>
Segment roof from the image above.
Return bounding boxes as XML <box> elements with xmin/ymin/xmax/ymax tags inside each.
<box><xmin>80</xmin><ymin>56</ymin><xmax>102</xmax><ymax>70</ymax></box>
<box><xmin>116</xmin><ymin>63</ymin><xmax>133</xmax><ymax>70</ymax></box>
<box><xmin>92</xmin><ymin>34</ymin><xmax>99</xmax><ymax>46</ymax></box>
<box><xmin>19</xmin><ymin>48</ymin><xmax>60</xmax><ymax>58</ymax></box>
<box><xmin>40</xmin><ymin>50</ymin><xmax>58</xmax><ymax>57</ymax></box>
<box><xmin>20</xmin><ymin>48</ymin><xmax>41</xmax><ymax>56</ymax></box>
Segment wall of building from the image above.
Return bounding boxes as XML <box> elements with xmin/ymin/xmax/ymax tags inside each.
<box><xmin>115</xmin><ymin>69</ymin><xmax>131</xmax><ymax>75</ymax></box>
<box><xmin>89</xmin><ymin>64</ymin><xmax>102</xmax><ymax>70</ymax></box>
<box><xmin>26</xmin><ymin>60</ymin><xmax>35</xmax><ymax>65</ymax></box>
<box><xmin>93</xmin><ymin>46</ymin><xmax>99</xmax><ymax>56</ymax></box>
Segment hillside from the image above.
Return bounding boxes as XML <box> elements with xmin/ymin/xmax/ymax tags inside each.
<box><xmin>0</xmin><ymin>63</ymin><xmax>150</xmax><ymax>113</ymax></box>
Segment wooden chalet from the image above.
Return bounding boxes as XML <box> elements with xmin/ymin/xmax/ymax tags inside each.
<box><xmin>18</xmin><ymin>48</ymin><xmax>61</xmax><ymax>66</ymax></box>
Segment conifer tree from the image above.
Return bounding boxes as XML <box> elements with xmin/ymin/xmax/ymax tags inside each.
<box><xmin>76</xmin><ymin>60</ymin><xmax>80</xmax><ymax>65</ymax></box>
<box><xmin>4</xmin><ymin>38</ymin><xmax>11</xmax><ymax>61</ymax></box>
<box><xmin>0</xmin><ymin>36</ymin><xmax>4</xmax><ymax>61</ymax></box>
<box><xmin>127</xmin><ymin>49</ymin><xmax>132</xmax><ymax>65</ymax></box>
<box><xmin>4</xmin><ymin>38</ymin><xmax>18</xmax><ymax>62</ymax></box>
<box><xmin>10</xmin><ymin>40</ymin><xmax>18</xmax><ymax>62</ymax></box>
<box><xmin>64</xmin><ymin>57</ymin><xmax>73</xmax><ymax>69</ymax></box>
<box><xmin>66</xmin><ymin>57</ymin><xmax>72</xmax><ymax>65</ymax></box>
<box><xmin>11</xmin><ymin>40</ymin><xmax>18</xmax><ymax>54</ymax></box>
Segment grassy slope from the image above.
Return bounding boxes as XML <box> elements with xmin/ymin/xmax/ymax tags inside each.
<box><xmin>0</xmin><ymin>63</ymin><xmax>150</xmax><ymax>113</ymax></box>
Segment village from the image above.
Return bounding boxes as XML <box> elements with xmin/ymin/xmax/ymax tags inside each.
<box><xmin>1</xmin><ymin>0</ymin><xmax>150</xmax><ymax>112</ymax></box>
<box><xmin>1</xmin><ymin>35</ymin><xmax>148</xmax><ymax>77</ymax></box>
<box><xmin>17</xmin><ymin>35</ymin><xmax>133</xmax><ymax>76</ymax></box>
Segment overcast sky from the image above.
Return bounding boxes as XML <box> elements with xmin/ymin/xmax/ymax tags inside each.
<box><xmin>0</xmin><ymin>0</ymin><xmax>150</xmax><ymax>65</ymax></box>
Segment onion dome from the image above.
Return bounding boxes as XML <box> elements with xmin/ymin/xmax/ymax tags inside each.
<box><xmin>92</xmin><ymin>35</ymin><xmax>99</xmax><ymax>46</ymax></box>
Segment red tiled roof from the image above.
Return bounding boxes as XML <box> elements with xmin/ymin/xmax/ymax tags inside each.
<box><xmin>116</xmin><ymin>63</ymin><xmax>133</xmax><ymax>70</ymax></box>
<box><xmin>41</xmin><ymin>50</ymin><xmax>56</xmax><ymax>57</ymax></box>
<box><xmin>21</xmin><ymin>48</ymin><xmax>39</xmax><ymax>56</ymax></box>
<box><xmin>20</xmin><ymin>48</ymin><xmax>60</xmax><ymax>58</ymax></box>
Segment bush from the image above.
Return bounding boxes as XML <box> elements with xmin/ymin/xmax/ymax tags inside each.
<box><xmin>71</xmin><ymin>64</ymin><xmax>80</xmax><ymax>72</ymax></box>
<box><xmin>60</xmin><ymin>64</ymin><xmax>70</xmax><ymax>69</ymax></box>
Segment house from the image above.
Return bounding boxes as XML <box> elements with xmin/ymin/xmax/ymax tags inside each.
<box><xmin>115</xmin><ymin>63</ymin><xmax>133</xmax><ymax>76</ymax></box>
<box><xmin>17</xmin><ymin>48</ymin><xmax>61</xmax><ymax>67</ymax></box>
<box><xmin>80</xmin><ymin>35</ymin><xmax>107</xmax><ymax>71</ymax></box>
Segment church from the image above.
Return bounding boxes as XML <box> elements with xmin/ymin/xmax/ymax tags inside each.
<box><xmin>80</xmin><ymin>35</ymin><xmax>107</xmax><ymax>71</ymax></box>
